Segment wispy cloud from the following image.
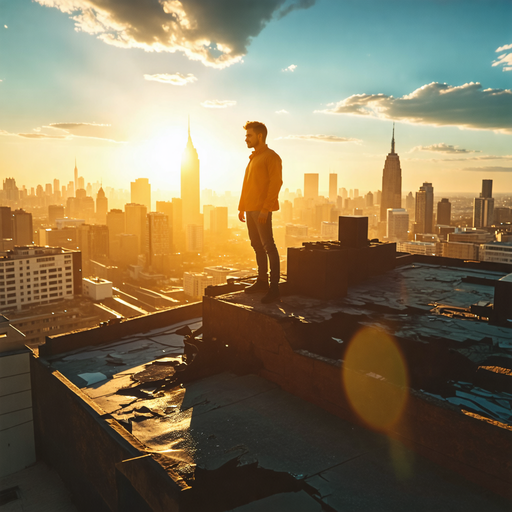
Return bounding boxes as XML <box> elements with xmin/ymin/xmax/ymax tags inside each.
<box><xmin>18</xmin><ymin>133</ymin><xmax>68</xmax><ymax>139</ymax></box>
<box><xmin>34</xmin><ymin>0</ymin><xmax>316</xmax><ymax>69</ymax></box>
<box><xmin>143</xmin><ymin>73</ymin><xmax>197</xmax><ymax>86</ymax></box>
<box><xmin>46</xmin><ymin>122</ymin><xmax>111</xmax><ymax>131</ymax></box>
<box><xmin>282</xmin><ymin>64</ymin><xmax>297</xmax><ymax>72</ymax></box>
<box><xmin>316</xmin><ymin>82</ymin><xmax>512</xmax><ymax>133</ymax></box>
<box><xmin>462</xmin><ymin>166</ymin><xmax>512</xmax><ymax>173</ymax></box>
<box><xmin>200</xmin><ymin>99</ymin><xmax>236</xmax><ymax>108</ymax></box>
<box><xmin>411</xmin><ymin>143</ymin><xmax>479</xmax><ymax>154</ymax></box>
<box><xmin>278</xmin><ymin>134</ymin><xmax>361</xmax><ymax>143</ymax></box>
<box><xmin>275</xmin><ymin>109</ymin><xmax>289</xmax><ymax>114</ymax></box>
<box><xmin>0</xmin><ymin>122</ymin><xmax>124</xmax><ymax>143</ymax></box>
<box><xmin>493</xmin><ymin>43</ymin><xmax>512</xmax><ymax>72</ymax></box>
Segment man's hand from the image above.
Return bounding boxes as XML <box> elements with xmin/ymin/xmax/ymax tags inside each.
<box><xmin>238</xmin><ymin>211</ymin><xmax>245</xmax><ymax>223</ymax></box>
<box><xmin>258</xmin><ymin>210</ymin><xmax>269</xmax><ymax>224</ymax></box>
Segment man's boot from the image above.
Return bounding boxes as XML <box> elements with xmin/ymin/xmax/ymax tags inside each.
<box><xmin>261</xmin><ymin>283</ymin><xmax>280</xmax><ymax>304</ymax></box>
<box><xmin>244</xmin><ymin>279</ymin><xmax>269</xmax><ymax>294</ymax></box>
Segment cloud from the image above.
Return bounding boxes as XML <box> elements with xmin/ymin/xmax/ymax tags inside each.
<box><xmin>275</xmin><ymin>109</ymin><xmax>289</xmax><ymax>114</ymax></box>
<box><xmin>412</xmin><ymin>143</ymin><xmax>479</xmax><ymax>154</ymax></box>
<box><xmin>34</xmin><ymin>0</ymin><xmax>317</xmax><ymax>69</ymax></box>
<box><xmin>282</xmin><ymin>64</ymin><xmax>297</xmax><ymax>72</ymax></box>
<box><xmin>493</xmin><ymin>43</ymin><xmax>512</xmax><ymax>72</ymax></box>
<box><xmin>144</xmin><ymin>72</ymin><xmax>197</xmax><ymax>85</ymax></box>
<box><xmin>46</xmin><ymin>122</ymin><xmax>111</xmax><ymax>131</ymax></box>
<box><xmin>0</xmin><ymin>122</ymin><xmax>123</xmax><ymax>143</ymax></box>
<box><xmin>462</xmin><ymin>166</ymin><xmax>512</xmax><ymax>173</ymax></box>
<box><xmin>200</xmin><ymin>99</ymin><xmax>236</xmax><ymax>108</ymax></box>
<box><xmin>316</xmin><ymin>82</ymin><xmax>512</xmax><ymax>133</ymax></box>
<box><xmin>278</xmin><ymin>134</ymin><xmax>361</xmax><ymax>143</ymax></box>
<box><xmin>18</xmin><ymin>133</ymin><xmax>68</xmax><ymax>139</ymax></box>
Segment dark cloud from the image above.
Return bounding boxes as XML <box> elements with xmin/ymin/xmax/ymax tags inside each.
<box><xmin>462</xmin><ymin>166</ymin><xmax>512</xmax><ymax>173</ymax></box>
<box><xmin>412</xmin><ymin>143</ymin><xmax>479</xmax><ymax>154</ymax></box>
<box><xmin>317</xmin><ymin>82</ymin><xmax>512</xmax><ymax>133</ymax></box>
<box><xmin>278</xmin><ymin>134</ymin><xmax>360</xmax><ymax>143</ymax></box>
<box><xmin>36</xmin><ymin>0</ymin><xmax>317</xmax><ymax>68</ymax></box>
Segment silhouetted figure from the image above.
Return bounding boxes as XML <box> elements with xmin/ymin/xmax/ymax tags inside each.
<box><xmin>238</xmin><ymin>121</ymin><xmax>283</xmax><ymax>303</ymax></box>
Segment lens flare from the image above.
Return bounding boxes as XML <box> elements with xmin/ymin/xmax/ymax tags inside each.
<box><xmin>342</xmin><ymin>326</ymin><xmax>408</xmax><ymax>432</ymax></box>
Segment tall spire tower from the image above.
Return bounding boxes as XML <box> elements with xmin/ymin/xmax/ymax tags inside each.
<box><xmin>181</xmin><ymin>119</ymin><xmax>200</xmax><ymax>229</ymax></box>
<box><xmin>380</xmin><ymin>124</ymin><xmax>402</xmax><ymax>222</ymax></box>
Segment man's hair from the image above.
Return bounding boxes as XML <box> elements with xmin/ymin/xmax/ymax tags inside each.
<box><xmin>244</xmin><ymin>121</ymin><xmax>267</xmax><ymax>142</ymax></box>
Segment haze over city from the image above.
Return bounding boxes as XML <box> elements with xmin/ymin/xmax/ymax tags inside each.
<box><xmin>1</xmin><ymin>0</ymin><xmax>511</xmax><ymax>195</ymax></box>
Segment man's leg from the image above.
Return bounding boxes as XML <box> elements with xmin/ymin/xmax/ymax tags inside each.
<box><xmin>256</xmin><ymin>213</ymin><xmax>280</xmax><ymax>287</ymax></box>
<box><xmin>245</xmin><ymin>211</ymin><xmax>269</xmax><ymax>293</ymax></box>
<box><xmin>255</xmin><ymin>213</ymin><xmax>281</xmax><ymax>303</ymax></box>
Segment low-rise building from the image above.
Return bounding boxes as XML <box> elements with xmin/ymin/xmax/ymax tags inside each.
<box><xmin>0</xmin><ymin>246</ymin><xmax>81</xmax><ymax>311</ymax></box>
<box><xmin>479</xmin><ymin>242</ymin><xmax>512</xmax><ymax>265</ymax></box>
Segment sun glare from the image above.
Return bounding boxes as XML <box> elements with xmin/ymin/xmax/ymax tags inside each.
<box><xmin>342</xmin><ymin>326</ymin><xmax>409</xmax><ymax>432</ymax></box>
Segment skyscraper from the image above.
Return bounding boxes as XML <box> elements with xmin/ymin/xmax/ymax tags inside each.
<box><xmin>415</xmin><ymin>182</ymin><xmax>434</xmax><ymax>234</ymax></box>
<box><xmin>125</xmin><ymin>203</ymin><xmax>147</xmax><ymax>254</ymax></box>
<box><xmin>147</xmin><ymin>212</ymin><xmax>170</xmax><ymax>269</ymax></box>
<box><xmin>474</xmin><ymin>179</ymin><xmax>494</xmax><ymax>228</ymax></box>
<box><xmin>131</xmin><ymin>178</ymin><xmax>151</xmax><ymax>212</ymax></box>
<box><xmin>437</xmin><ymin>198</ymin><xmax>451</xmax><ymax>226</ymax></box>
<box><xmin>380</xmin><ymin>125</ymin><xmax>402</xmax><ymax>222</ymax></box>
<box><xmin>387</xmin><ymin>208</ymin><xmax>409</xmax><ymax>241</ymax></box>
<box><xmin>96</xmin><ymin>187</ymin><xmax>108</xmax><ymax>225</ymax></box>
<box><xmin>12</xmin><ymin>209</ymin><xmax>33</xmax><ymax>245</ymax></box>
<box><xmin>329</xmin><ymin>173</ymin><xmax>338</xmax><ymax>203</ymax></box>
<box><xmin>304</xmin><ymin>173</ymin><xmax>319</xmax><ymax>200</ymax></box>
<box><xmin>181</xmin><ymin>121</ymin><xmax>200</xmax><ymax>229</ymax></box>
<box><xmin>74</xmin><ymin>159</ymin><xmax>78</xmax><ymax>192</ymax></box>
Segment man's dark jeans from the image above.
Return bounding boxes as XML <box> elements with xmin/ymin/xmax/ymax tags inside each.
<box><xmin>246</xmin><ymin>211</ymin><xmax>280</xmax><ymax>286</ymax></box>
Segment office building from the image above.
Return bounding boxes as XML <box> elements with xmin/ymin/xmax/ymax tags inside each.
<box><xmin>387</xmin><ymin>208</ymin><xmax>409</xmax><ymax>241</ymax></box>
<box><xmin>210</xmin><ymin>207</ymin><xmax>228</xmax><ymax>239</ymax></box>
<box><xmin>0</xmin><ymin>246</ymin><xmax>81</xmax><ymax>311</ymax></box>
<box><xmin>380</xmin><ymin>125</ymin><xmax>402</xmax><ymax>221</ymax></box>
<box><xmin>415</xmin><ymin>182</ymin><xmax>434</xmax><ymax>235</ymax></box>
<box><xmin>12</xmin><ymin>209</ymin><xmax>33</xmax><ymax>246</ymax></box>
<box><xmin>181</xmin><ymin>123</ymin><xmax>201</xmax><ymax>228</ymax></box>
<box><xmin>125</xmin><ymin>203</ymin><xmax>147</xmax><ymax>254</ymax></box>
<box><xmin>0</xmin><ymin>206</ymin><xmax>13</xmax><ymax>241</ymax></box>
<box><xmin>186</xmin><ymin>224</ymin><xmax>203</xmax><ymax>253</ymax></box>
<box><xmin>473</xmin><ymin>179</ymin><xmax>494</xmax><ymax>228</ymax></box>
<box><xmin>329</xmin><ymin>173</ymin><xmax>338</xmax><ymax>203</ymax></box>
<box><xmin>304</xmin><ymin>173</ymin><xmax>319</xmax><ymax>200</ymax></box>
<box><xmin>437</xmin><ymin>198</ymin><xmax>451</xmax><ymax>226</ymax></box>
<box><xmin>147</xmin><ymin>212</ymin><xmax>170</xmax><ymax>269</ymax></box>
<box><xmin>183</xmin><ymin>271</ymin><xmax>213</xmax><ymax>298</ymax></box>
<box><xmin>48</xmin><ymin>205</ymin><xmax>65</xmax><ymax>226</ymax></box>
<box><xmin>96</xmin><ymin>187</ymin><xmax>108</xmax><ymax>225</ymax></box>
<box><xmin>131</xmin><ymin>178</ymin><xmax>151</xmax><ymax>212</ymax></box>
<box><xmin>479</xmin><ymin>242</ymin><xmax>512</xmax><ymax>264</ymax></box>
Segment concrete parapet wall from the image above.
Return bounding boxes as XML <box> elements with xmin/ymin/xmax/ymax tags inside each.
<box><xmin>30</xmin><ymin>354</ymin><xmax>188</xmax><ymax>512</ymax></box>
<box><xmin>40</xmin><ymin>302</ymin><xmax>202</xmax><ymax>357</ymax></box>
<box><xmin>202</xmin><ymin>295</ymin><xmax>512</xmax><ymax>499</ymax></box>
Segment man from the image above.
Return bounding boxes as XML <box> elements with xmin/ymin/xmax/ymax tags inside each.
<box><xmin>238</xmin><ymin>121</ymin><xmax>283</xmax><ymax>304</ymax></box>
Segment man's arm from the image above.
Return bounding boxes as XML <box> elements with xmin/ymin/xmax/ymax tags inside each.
<box><xmin>261</xmin><ymin>153</ymin><xmax>283</xmax><ymax>213</ymax></box>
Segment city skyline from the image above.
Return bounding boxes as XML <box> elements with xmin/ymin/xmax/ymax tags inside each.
<box><xmin>1</xmin><ymin>1</ymin><xmax>512</xmax><ymax>195</ymax></box>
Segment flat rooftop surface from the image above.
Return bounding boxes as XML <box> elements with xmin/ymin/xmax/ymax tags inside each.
<box><xmin>0</xmin><ymin>462</ymin><xmax>78</xmax><ymax>512</ymax></box>
<box><xmin>44</xmin><ymin>315</ymin><xmax>510</xmax><ymax>511</ymax></box>
<box><xmin>220</xmin><ymin>262</ymin><xmax>512</xmax><ymax>426</ymax></box>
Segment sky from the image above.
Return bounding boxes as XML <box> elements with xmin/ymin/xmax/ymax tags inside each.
<box><xmin>1</xmin><ymin>0</ymin><xmax>511</xmax><ymax>197</ymax></box>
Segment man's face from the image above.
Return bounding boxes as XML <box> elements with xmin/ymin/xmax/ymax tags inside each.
<box><xmin>245</xmin><ymin>128</ymin><xmax>260</xmax><ymax>149</ymax></box>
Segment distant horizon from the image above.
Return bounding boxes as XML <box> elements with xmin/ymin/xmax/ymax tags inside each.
<box><xmin>1</xmin><ymin>1</ymin><xmax>511</xmax><ymax>194</ymax></box>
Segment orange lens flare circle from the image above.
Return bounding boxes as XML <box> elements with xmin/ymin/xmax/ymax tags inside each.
<box><xmin>342</xmin><ymin>326</ymin><xmax>409</xmax><ymax>432</ymax></box>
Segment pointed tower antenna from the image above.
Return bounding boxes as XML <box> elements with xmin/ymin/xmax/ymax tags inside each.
<box><xmin>188</xmin><ymin>115</ymin><xmax>191</xmax><ymax>139</ymax></box>
<box><xmin>391</xmin><ymin>122</ymin><xmax>396</xmax><ymax>154</ymax></box>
